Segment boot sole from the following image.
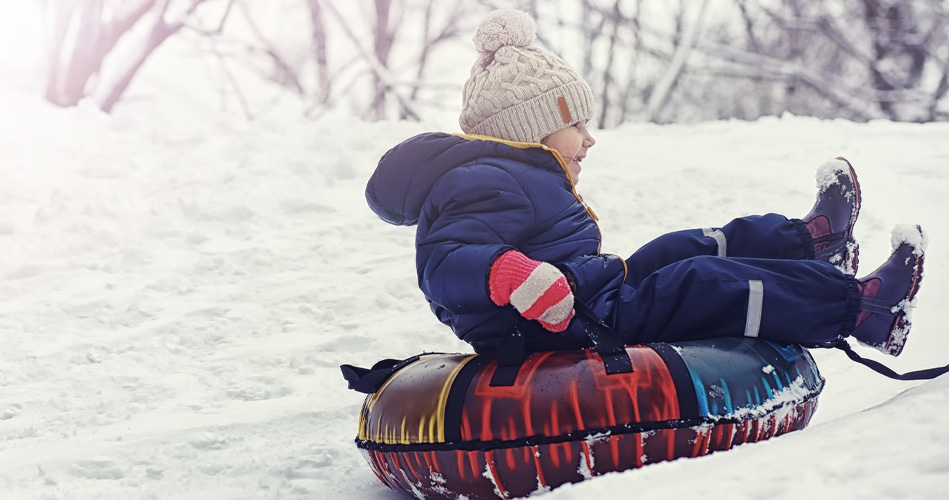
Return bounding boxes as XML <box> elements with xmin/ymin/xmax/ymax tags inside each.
<box><xmin>830</xmin><ymin>157</ymin><xmax>861</xmax><ymax>274</ymax></box>
<box><xmin>882</xmin><ymin>225</ymin><xmax>925</xmax><ymax>356</ymax></box>
<box><xmin>835</xmin><ymin>157</ymin><xmax>862</xmax><ymax>237</ymax></box>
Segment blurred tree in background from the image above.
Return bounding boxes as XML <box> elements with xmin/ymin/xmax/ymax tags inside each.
<box><xmin>44</xmin><ymin>0</ymin><xmax>226</xmax><ymax>112</ymax></box>
<box><xmin>691</xmin><ymin>0</ymin><xmax>949</xmax><ymax>122</ymax></box>
<box><xmin>527</xmin><ymin>0</ymin><xmax>949</xmax><ymax>124</ymax></box>
<box><xmin>308</xmin><ymin>0</ymin><xmax>468</xmax><ymax>120</ymax></box>
<box><xmin>38</xmin><ymin>0</ymin><xmax>949</xmax><ymax>123</ymax></box>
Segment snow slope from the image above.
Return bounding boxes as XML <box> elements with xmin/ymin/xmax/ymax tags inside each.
<box><xmin>1</xmin><ymin>84</ymin><xmax>948</xmax><ymax>500</ymax></box>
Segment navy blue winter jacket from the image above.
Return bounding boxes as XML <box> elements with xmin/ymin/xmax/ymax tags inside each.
<box><xmin>366</xmin><ymin>132</ymin><xmax>626</xmax><ymax>353</ymax></box>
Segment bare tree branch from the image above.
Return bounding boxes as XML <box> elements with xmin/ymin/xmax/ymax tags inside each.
<box><xmin>99</xmin><ymin>0</ymin><xmax>212</xmax><ymax>112</ymax></box>
<box><xmin>695</xmin><ymin>40</ymin><xmax>885</xmax><ymax>120</ymax></box>
<box><xmin>408</xmin><ymin>0</ymin><xmax>467</xmax><ymax>105</ymax></box>
<box><xmin>321</xmin><ymin>0</ymin><xmax>421</xmax><ymax>120</ymax></box>
<box><xmin>231</xmin><ymin>0</ymin><xmax>304</xmax><ymax>95</ymax></box>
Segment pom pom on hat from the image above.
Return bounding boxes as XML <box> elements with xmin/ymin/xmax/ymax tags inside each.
<box><xmin>473</xmin><ymin>9</ymin><xmax>536</xmax><ymax>53</ymax></box>
<box><xmin>459</xmin><ymin>9</ymin><xmax>594</xmax><ymax>144</ymax></box>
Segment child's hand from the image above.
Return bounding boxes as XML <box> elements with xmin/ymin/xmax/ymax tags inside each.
<box><xmin>488</xmin><ymin>250</ymin><xmax>575</xmax><ymax>332</ymax></box>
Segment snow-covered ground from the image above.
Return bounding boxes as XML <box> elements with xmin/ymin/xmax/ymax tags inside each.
<box><xmin>2</xmin><ymin>73</ymin><xmax>949</xmax><ymax>499</ymax></box>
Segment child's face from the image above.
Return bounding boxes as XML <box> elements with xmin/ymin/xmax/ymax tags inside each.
<box><xmin>541</xmin><ymin>121</ymin><xmax>596</xmax><ymax>184</ymax></box>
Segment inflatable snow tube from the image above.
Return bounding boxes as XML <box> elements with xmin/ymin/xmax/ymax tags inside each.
<box><xmin>347</xmin><ymin>337</ymin><xmax>823</xmax><ymax>500</ymax></box>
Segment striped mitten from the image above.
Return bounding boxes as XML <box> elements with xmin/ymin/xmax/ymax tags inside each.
<box><xmin>488</xmin><ymin>250</ymin><xmax>575</xmax><ymax>332</ymax></box>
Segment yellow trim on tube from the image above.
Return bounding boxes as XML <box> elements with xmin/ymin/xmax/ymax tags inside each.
<box><xmin>358</xmin><ymin>354</ymin><xmax>478</xmax><ymax>445</ymax></box>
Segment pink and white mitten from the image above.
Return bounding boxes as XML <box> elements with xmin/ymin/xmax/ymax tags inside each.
<box><xmin>488</xmin><ymin>250</ymin><xmax>575</xmax><ymax>332</ymax></box>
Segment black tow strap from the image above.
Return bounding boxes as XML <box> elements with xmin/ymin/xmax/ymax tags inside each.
<box><xmin>834</xmin><ymin>339</ymin><xmax>949</xmax><ymax>381</ymax></box>
<box><xmin>574</xmin><ymin>301</ymin><xmax>634</xmax><ymax>375</ymax></box>
<box><xmin>489</xmin><ymin>302</ymin><xmax>632</xmax><ymax>387</ymax></box>
<box><xmin>340</xmin><ymin>356</ymin><xmax>421</xmax><ymax>394</ymax></box>
<box><xmin>489</xmin><ymin>324</ymin><xmax>528</xmax><ymax>386</ymax></box>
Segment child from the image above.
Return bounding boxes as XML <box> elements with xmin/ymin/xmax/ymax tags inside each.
<box><xmin>365</xmin><ymin>9</ymin><xmax>925</xmax><ymax>358</ymax></box>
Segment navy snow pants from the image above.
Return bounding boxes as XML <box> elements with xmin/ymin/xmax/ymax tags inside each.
<box><xmin>612</xmin><ymin>213</ymin><xmax>861</xmax><ymax>346</ymax></box>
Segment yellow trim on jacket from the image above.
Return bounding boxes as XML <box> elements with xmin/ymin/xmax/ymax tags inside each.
<box><xmin>450</xmin><ymin>133</ymin><xmax>628</xmax><ymax>282</ymax></box>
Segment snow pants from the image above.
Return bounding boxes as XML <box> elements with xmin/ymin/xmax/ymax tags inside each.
<box><xmin>613</xmin><ymin>213</ymin><xmax>861</xmax><ymax>346</ymax></box>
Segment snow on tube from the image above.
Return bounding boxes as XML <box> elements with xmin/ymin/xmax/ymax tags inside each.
<box><xmin>347</xmin><ymin>337</ymin><xmax>824</xmax><ymax>500</ymax></box>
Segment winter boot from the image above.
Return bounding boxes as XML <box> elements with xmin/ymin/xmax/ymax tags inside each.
<box><xmin>802</xmin><ymin>157</ymin><xmax>861</xmax><ymax>274</ymax></box>
<box><xmin>851</xmin><ymin>225</ymin><xmax>926</xmax><ymax>356</ymax></box>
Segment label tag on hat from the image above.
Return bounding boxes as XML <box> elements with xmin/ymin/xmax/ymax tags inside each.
<box><xmin>557</xmin><ymin>96</ymin><xmax>572</xmax><ymax>124</ymax></box>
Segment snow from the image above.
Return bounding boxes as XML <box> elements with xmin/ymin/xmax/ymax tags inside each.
<box><xmin>891</xmin><ymin>223</ymin><xmax>928</xmax><ymax>255</ymax></box>
<box><xmin>814</xmin><ymin>158</ymin><xmax>851</xmax><ymax>191</ymax></box>
<box><xmin>3</xmin><ymin>48</ymin><xmax>949</xmax><ymax>500</ymax></box>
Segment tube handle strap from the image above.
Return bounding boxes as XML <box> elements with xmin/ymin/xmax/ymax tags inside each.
<box><xmin>574</xmin><ymin>301</ymin><xmax>633</xmax><ymax>375</ymax></box>
<box><xmin>340</xmin><ymin>356</ymin><xmax>421</xmax><ymax>394</ymax></box>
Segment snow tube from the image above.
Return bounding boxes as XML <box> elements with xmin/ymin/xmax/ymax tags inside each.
<box><xmin>345</xmin><ymin>337</ymin><xmax>823</xmax><ymax>500</ymax></box>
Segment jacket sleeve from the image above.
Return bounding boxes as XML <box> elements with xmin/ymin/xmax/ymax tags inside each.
<box><xmin>416</xmin><ymin>164</ymin><xmax>534</xmax><ymax>314</ymax></box>
<box><xmin>557</xmin><ymin>253</ymin><xmax>626</xmax><ymax>310</ymax></box>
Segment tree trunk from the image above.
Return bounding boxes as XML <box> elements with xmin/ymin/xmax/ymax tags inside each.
<box><xmin>860</xmin><ymin>0</ymin><xmax>927</xmax><ymax>120</ymax></box>
<box><xmin>97</xmin><ymin>0</ymin><xmax>210</xmax><ymax>112</ymax></box>
<box><xmin>99</xmin><ymin>18</ymin><xmax>182</xmax><ymax>113</ymax></box>
<box><xmin>644</xmin><ymin>0</ymin><xmax>710</xmax><ymax>122</ymax></box>
<box><xmin>47</xmin><ymin>0</ymin><xmax>106</xmax><ymax>106</ymax></box>
<box><xmin>598</xmin><ymin>2</ymin><xmax>622</xmax><ymax>127</ymax></box>
<box><xmin>370</xmin><ymin>0</ymin><xmax>396</xmax><ymax>120</ymax></box>
<box><xmin>45</xmin><ymin>0</ymin><xmax>158</xmax><ymax>108</ymax></box>
<box><xmin>307</xmin><ymin>0</ymin><xmax>332</xmax><ymax>105</ymax></box>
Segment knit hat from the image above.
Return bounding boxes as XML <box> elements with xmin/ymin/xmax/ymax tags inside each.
<box><xmin>459</xmin><ymin>10</ymin><xmax>595</xmax><ymax>144</ymax></box>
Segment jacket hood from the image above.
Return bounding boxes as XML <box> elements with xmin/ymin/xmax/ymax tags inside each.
<box><xmin>366</xmin><ymin>132</ymin><xmax>568</xmax><ymax>226</ymax></box>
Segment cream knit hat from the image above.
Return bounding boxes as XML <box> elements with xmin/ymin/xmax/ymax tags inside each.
<box><xmin>459</xmin><ymin>10</ymin><xmax>595</xmax><ymax>144</ymax></box>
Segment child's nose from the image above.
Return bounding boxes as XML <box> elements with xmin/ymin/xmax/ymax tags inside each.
<box><xmin>584</xmin><ymin>131</ymin><xmax>596</xmax><ymax>147</ymax></box>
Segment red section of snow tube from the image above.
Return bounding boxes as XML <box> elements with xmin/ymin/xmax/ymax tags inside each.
<box><xmin>352</xmin><ymin>340</ymin><xmax>823</xmax><ymax>500</ymax></box>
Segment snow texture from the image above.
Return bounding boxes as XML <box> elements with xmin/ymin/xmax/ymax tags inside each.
<box><xmin>814</xmin><ymin>158</ymin><xmax>850</xmax><ymax>191</ymax></box>
<box><xmin>2</xmin><ymin>65</ymin><xmax>949</xmax><ymax>500</ymax></box>
<box><xmin>891</xmin><ymin>223</ymin><xmax>928</xmax><ymax>255</ymax></box>
<box><xmin>719</xmin><ymin>376</ymin><xmax>813</xmax><ymax>422</ymax></box>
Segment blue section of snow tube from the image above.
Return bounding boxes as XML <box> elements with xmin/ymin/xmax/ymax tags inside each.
<box><xmin>674</xmin><ymin>337</ymin><xmax>824</xmax><ymax>419</ymax></box>
<box><xmin>687</xmin><ymin>368</ymin><xmax>710</xmax><ymax>417</ymax></box>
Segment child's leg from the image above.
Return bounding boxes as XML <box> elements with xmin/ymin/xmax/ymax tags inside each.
<box><xmin>614</xmin><ymin>256</ymin><xmax>860</xmax><ymax>346</ymax></box>
<box><xmin>624</xmin><ymin>158</ymin><xmax>861</xmax><ymax>286</ymax></box>
<box><xmin>624</xmin><ymin>213</ymin><xmax>811</xmax><ymax>286</ymax></box>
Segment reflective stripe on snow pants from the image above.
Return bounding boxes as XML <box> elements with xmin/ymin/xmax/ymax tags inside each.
<box><xmin>702</xmin><ymin>228</ymin><xmax>727</xmax><ymax>257</ymax></box>
<box><xmin>744</xmin><ymin>280</ymin><xmax>763</xmax><ymax>338</ymax></box>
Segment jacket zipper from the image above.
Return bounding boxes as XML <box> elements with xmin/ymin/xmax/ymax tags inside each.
<box><xmin>545</xmin><ymin>146</ymin><xmax>629</xmax><ymax>282</ymax></box>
